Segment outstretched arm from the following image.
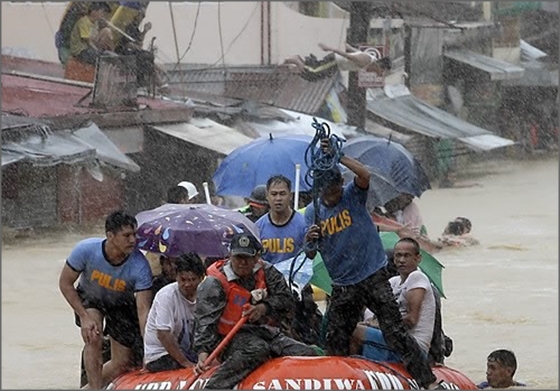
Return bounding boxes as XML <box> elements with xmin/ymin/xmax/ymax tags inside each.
<box><xmin>320</xmin><ymin>138</ymin><xmax>370</xmax><ymax>189</ymax></box>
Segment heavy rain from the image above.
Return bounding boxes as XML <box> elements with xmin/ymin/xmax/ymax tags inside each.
<box><xmin>1</xmin><ymin>1</ymin><xmax>558</xmax><ymax>390</ymax></box>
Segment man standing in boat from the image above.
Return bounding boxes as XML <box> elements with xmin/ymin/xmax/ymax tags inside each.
<box><xmin>59</xmin><ymin>211</ymin><xmax>153</xmax><ymax>389</ymax></box>
<box><xmin>304</xmin><ymin>139</ymin><xmax>446</xmax><ymax>390</ymax></box>
<box><xmin>193</xmin><ymin>233</ymin><xmax>318</xmax><ymax>389</ymax></box>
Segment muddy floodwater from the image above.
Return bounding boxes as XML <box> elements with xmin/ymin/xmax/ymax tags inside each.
<box><xmin>2</xmin><ymin>158</ymin><xmax>558</xmax><ymax>389</ymax></box>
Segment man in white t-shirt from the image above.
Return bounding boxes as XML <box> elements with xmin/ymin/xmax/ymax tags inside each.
<box><xmin>144</xmin><ymin>253</ymin><xmax>206</xmax><ymax>372</ymax></box>
<box><xmin>350</xmin><ymin>237</ymin><xmax>435</xmax><ymax>361</ymax></box>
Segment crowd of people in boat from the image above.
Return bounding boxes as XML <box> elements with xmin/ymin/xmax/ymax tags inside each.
<box><xmin>59</xmin><ymin>139</ymin><xmax>522</xmax><ymax>390</ymax></box>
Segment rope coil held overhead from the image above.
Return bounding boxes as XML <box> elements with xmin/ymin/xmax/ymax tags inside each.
<box><xmin>287</xmin><ymin>118</ymin><xmax>345</xmax><ymax>290</ymax></box>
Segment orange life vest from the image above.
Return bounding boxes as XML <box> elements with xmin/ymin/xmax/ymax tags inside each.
<box><xmin>206</xmin><ymin>259</ymin><xmax>267</xmax><ymax>335</ymax></box>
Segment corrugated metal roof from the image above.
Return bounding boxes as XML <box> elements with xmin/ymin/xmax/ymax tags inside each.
<box><xmin>165</xmin><ymin>66</ymin><xmax>337</xmax><ymax>115</ymax></box>
<box><xmin>444</xmin><ymin>50</ymin><xmax>525</xmax><ymax>81</ymax></box>
<box><xmin>1</xmin><ymin>74</ymin><xmax>188</xmax><ymax>121</ymax></box>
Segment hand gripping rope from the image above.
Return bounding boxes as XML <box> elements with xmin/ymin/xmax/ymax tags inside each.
<box><xmin>287</xmin><ymin>118</ymin><xmax>345</xmax><ymax>292</ymax></box>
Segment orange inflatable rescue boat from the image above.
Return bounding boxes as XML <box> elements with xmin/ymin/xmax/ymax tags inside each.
<box><xmin>107</xmin><ymin>356</ymin><xmax>476</xmax><ymax>390</ymax></box>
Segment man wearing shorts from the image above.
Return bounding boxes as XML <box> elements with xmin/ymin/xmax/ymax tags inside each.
<box><xmin>59</xmin><ymin>211</ymin><xmax>153</xmax><ymax>389</ymax></box>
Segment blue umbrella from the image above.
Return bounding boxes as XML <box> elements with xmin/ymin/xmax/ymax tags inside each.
<box><xmin>342</xmin><ymin>136</ymin><xmax>431</xmax><ymax>197</ymax></box>
<box><xmin>213</xmin><ymin>133</ymin><xmax>314</xmax><ymax>197</ymax></box>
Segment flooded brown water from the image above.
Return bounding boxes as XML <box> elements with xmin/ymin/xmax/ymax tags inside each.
<box><xmin>2</xmin><ymin>158</ymin><xmax>557</xmax><ymax>389</ymax></box>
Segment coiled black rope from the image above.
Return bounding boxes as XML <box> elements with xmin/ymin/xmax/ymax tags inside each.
<box><xmin>287</xmin><ymin>118</ymin><xmax>345</xmax><ymax>292</ymax></box>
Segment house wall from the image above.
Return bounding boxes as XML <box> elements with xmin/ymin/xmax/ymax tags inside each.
<box><xmin>79</xmin><ymin>166</ymin><xmax>125</xmax><ymax>222</ymax></box>
<box><xmin>0</xmin><ymin>163</ymin><xmax>125</xmax><ymax>229</ymax></box>
<box><xmin>123</xmin><ymin>127</ymin><xmax>223</xmax><ymax>215</ymax></box>
<box><xmin>1</xmin><ymin>163</ymin><xmax>58</xmax><ymax>228</ymax></box>
<box><xmin>1</xmin><ymin>2</ymin><xmax>350</xmax><ymax>66</ymax></box>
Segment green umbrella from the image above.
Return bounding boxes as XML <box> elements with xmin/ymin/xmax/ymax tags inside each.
<box><xmin>309</xmin><ymin>253</ymin><xmax>333</xmax><ymax>296</ymax></box>
<box><xmin>380</xmin><ymin>231</ymin><xmax>446</xmax><ymax>298</ymax></box>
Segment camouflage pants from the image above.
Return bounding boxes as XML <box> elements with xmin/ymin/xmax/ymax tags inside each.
<box><xmin>204</xmin><ymin>326</ymin><xmax>318</xmax><ymax>389</ymax></box>
<box><xmin>325</xmin><ymin>268</ymin><xmax>437</xmax><ymax>388</ymax></box>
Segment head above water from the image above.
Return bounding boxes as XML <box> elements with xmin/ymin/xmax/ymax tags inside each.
<box><xmin>486</xmin><ymin>349</ymin><xmax>518</xmax><ymax>388</ymax></box>
<box><xmin>455</xmin><ymin>217</ymin><xmax>472</xmax><ymax>233</ymax></box>
<box><xmin>444</xmin><ymin>221</ymin><xmax>464</xmax><ymax>236</ymax></box>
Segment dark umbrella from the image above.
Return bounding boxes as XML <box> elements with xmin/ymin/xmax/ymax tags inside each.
<box><xmin>342</xmin><ymin>136</ymin><xmax>431</xmax><ymax>197</ymax></box>
<box><xmin>342</xmin><ymin>165</ymin><xmax>401</xmax><ymax>208</ymax></box>
<box><xmin>212</xmin><ymin>133</ymin><xmax>314</xmax><ymax>197</ymax></box>
<box><xmin>136</xmin><ymin>203</ymin><xmax>260</xmax><ymax>258</ymax></box>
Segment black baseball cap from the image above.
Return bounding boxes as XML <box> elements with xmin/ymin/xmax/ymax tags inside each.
<box><xmin>229</xmin><ymin>233</ymin><xmax>262</xmax><ymax>256</ymax></box>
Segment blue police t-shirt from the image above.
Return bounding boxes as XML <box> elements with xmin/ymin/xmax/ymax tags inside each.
<box><xmin>255</xmin><ymin>211</ymin><xmax>307</xmax><ymax>265</ymax></box>
<box><xmin>305</xmin><ymin>181</ymin><xmax>387</xmax><ymax>285</ymax></box>
<box><xmin>67</xmin><ymin>238</ymin><xmax>153</xmax><ymax>307</ymax></box>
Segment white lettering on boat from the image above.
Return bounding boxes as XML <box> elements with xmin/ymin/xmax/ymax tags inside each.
<box><xmin>134</xmin><ymin>381</ymin><xmax>172</xmax><ymax>390</ymax></box>
<box><xmin>363</xmin><ymin>370</ymin><xmax>408</xmax><ymax>390</ymax></box>
<box><xmin>251</xmin><ymin>377</ymin><xmax>367</xmax><ymax>389</ymax></box>
<box><xmin>186</xmin><ymin>378</ymin><xmax>209</xmax><ymax>389</ymax></box>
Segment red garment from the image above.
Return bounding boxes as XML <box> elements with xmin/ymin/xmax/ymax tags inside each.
<box><xmin>206</xmin><ymin>260</ymin><xmax>267</xmax><ymax>335</ymax></box>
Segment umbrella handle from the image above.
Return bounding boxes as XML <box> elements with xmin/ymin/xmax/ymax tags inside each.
<box><xmin>203</xmin><ymin>182</ymin><xmax>212</xmax><ymax>205</ymax></box>
<box><xmin>294</xmin><ymin>164</ymin><xmax>301</xmax><ymax>210</ymax></box>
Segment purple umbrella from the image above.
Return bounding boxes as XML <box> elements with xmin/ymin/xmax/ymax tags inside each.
<box><xmin>135</xmin><ymin>203</ymin><xmax>260</xmax><ymax>258</ymax></box>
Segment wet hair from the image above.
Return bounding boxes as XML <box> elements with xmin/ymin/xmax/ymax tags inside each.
<box><xmin>395</xmin><ymin>237</ymin><xmax>421</xmax><ymax>254</ymax></box>
<box><xmin>447</xmin><ymin>221</ymin><xmax>464</xmax><ymax>236</ymax></box>
<box><xmin>167</xmin><ymin>186</ymin><xmax>189</xmax><ymax>203</ymax></box>
<box><xmin>455</xmin><ymin>217</ymin><xmax>472</xmax><ymax>233</ymax></box>
<box><xmin>266</xmin><ymin>175</ymin><xmax>292</xmax><ymax>192</ymax></box>
<box><xmin>105</xmin><ymin>211</ymin><xmax>137</xmax><ymax>234</ymax></box>
<box><xmin>487</xmin><ymin>349</ymin><xmax>517</xmax><ymax>376</ymax></box>
<box><xmin>89</xmin><ymin>2</ymin><xmax>111</xmax><ymax>14</ymax></box>
<box><xmin>315</xmin><ymin>167</ymin><xmax>343</xmax><ymax>192</ymax></box>
<box><xmin>176</xmin><ymin>252</ymin><xmax>206</xmax><ymax>277</ymax></box>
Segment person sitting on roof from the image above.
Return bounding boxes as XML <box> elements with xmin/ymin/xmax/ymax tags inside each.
<box><xmin>69</xmin><ymin>2</ymin><xmax>115</xmax><ymax>67</ymax></box>
<box><xmin>282</xmin><ymin>42</ymin><xmax>392</xmax><ymax>82</ymax></box>
<box><xmin>478</xmin><ymin>349</ymin><xmax>526</xmax><ymax>389</ymax></box>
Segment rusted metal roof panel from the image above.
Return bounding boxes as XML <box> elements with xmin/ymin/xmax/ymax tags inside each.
<box><xmin>165</xmin><ymin>65</ymin><xmax>337</xmax><ymax>115</ymax></box>
<box><xmin>1</xmin><ymin>74</ymin><xmax>188</xmax><ymax>121</ymax></box>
